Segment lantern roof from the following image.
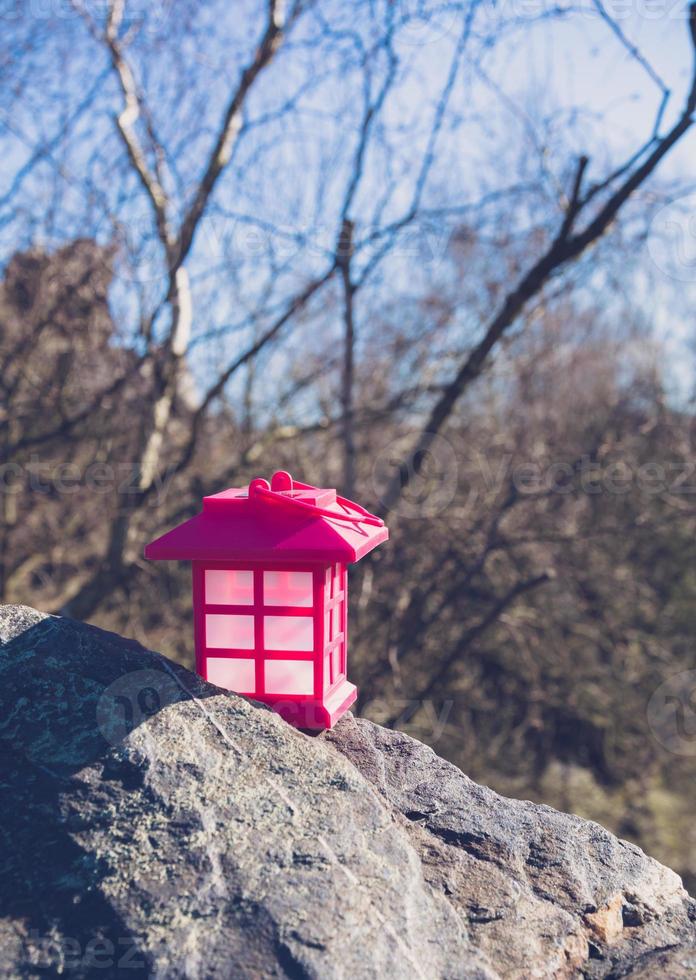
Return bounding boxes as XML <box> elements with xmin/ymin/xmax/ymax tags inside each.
<box><xmin>144</xmin><ymin>471</ymin><xmax>388</xmax><ymax>564</ymax></box>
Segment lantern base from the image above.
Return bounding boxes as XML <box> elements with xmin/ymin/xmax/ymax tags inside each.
<box><xmin>257</xmin><ymin>680</ymin><xmax>357</xmax><ymax>731</ymax></box>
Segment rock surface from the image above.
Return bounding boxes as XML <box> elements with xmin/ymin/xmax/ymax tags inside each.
<box><xmin>1</xmin><ymin>604</ymin><xmax>694</xmax><ymax>979</ymax></box>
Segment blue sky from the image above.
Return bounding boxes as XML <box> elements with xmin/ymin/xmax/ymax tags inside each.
<box><xmin>1</xmin><ymin>1</ymin><xmax>695</xmax><ymax>403</ymax></box>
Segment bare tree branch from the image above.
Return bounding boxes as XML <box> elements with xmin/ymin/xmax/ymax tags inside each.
<box><xmin>338</xmin><ymin>218</ymin><xmax>356</xmax><ymax>495</ymax></box>
<box><xmin>152</xmin><ymin>263</ymin><xmax>337</xmax><ymax>490</ymax></box>
<box><xmin>558</xmin><ymin>154</ymin><xmax>589</xmax><ymax>241</ymax></box>
<box><xmin>61</xmin><ymin>0</ymin><xmax>290</xmax><ymax>618</ymax></box>
<box><xmin>383</xmin><ymin>571</ymin><xmax>552</xmax><ymax>728</ymax></box>
<box><xmin>176</xmin><ymin>0</ymin><xmax>286</xmax><ymax>268</ymax></box>
<box><xmin>379</xmin><ymin>3</ymin><xmax>696</xmax><ymax>518</ymax></box>
<box><xmin>71</xmin><ymin>0</ymin><xmax>172</xmax><ymax>250</ymax></box>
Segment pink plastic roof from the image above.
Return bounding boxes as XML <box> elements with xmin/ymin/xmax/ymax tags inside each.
<box><xmin>145</xmin><ymin>471</ymin><xmax>389</xmax><ymax>564</ymax></box>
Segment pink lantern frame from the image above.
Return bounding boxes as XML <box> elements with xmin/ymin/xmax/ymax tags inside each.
<box><xmin>145</xmin><ymin>471</ymin><xmax>387</xmax><ymax>729</ymax></box>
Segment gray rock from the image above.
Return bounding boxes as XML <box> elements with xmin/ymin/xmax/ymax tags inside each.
<box><xmin>0</xmin><ymin>604</ymin><xmax>693</xmax><ymax>979</ymax></box>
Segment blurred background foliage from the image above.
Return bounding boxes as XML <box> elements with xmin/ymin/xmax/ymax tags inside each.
<box><xmin>3</xmin><ymin>0</ymin><xmax>696</xmax><ymax>890</ymax></box>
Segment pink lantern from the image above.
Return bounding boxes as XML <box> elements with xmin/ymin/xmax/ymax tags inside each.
<box><xmin>144</xmin><ymin>470</ymin><xmax>388</xmax><ymax>729</ymax></box>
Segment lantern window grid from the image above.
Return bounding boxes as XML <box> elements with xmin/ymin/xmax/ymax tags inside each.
<box><xmin>324</xmin><ymin>563</ymin><xmax>346</xmax><ymax>688</ymax></box>
<box><xmin>196</xmin><ymin>562</ymin><xmax>348</xmax><ymax>699</ymax></box>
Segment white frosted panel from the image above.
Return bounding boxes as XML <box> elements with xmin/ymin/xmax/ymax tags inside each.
<box><xmin>265</xmin><ymin>659</ymin><xmax>314</xmax><ymax>695</ymax></box>
<box><xmin>264</xmin><ymin>616</ymin><xmax>313</xmax><ymax>651</ymax></box>
<box><xmin>332</xmin><ymin>646</ymin><xmax>342</xmax><ymax>679</ymax></box>
<box><xmin>333</xmin><ymin>564</ymin><xmax>342</xmax><ymax>594</ymax></box>
<box><xmin>205</xmin><ymin>569</ymin><xmax>253</xmax><ymax>605</ymax></box>
<box><xmin>264</xmin><ymin>571</ymin><xmax>313</xmax><ymax>607</ymax></box>
<box><xmin>206</xmin><ymin>614</ymin><xmax>254</xmax><ymax>649</ymax></box>
<box><xmin>331</xmin><ymin>605</ymin><xmax>340</xmax><ymax>641</ymax></box>
<box><xmin>206</xmin><ymin>657</ymin><xmax>255</xmax><ymax>692</ymax></box>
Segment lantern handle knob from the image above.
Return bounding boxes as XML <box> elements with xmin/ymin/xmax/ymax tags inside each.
<box><xmin>248</xmin><ymin>477</ymin><xmax>271</xmax><ymax>498</ymax></box>
<box><xmin>270</xmin><ymin>470</ymin><xmax>293</xmax><ymax>492</ymax></box>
